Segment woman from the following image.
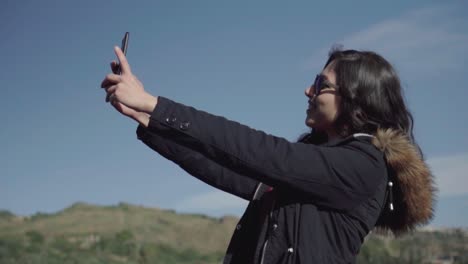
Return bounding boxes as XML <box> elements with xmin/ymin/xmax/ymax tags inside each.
<box><xmin>100</xmin><ymin>46</ymin><xmax>436</xmax><ymax>263</ymax></box>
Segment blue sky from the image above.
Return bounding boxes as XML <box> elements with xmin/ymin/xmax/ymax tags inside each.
<box><xmin>2</xmin><ymin>0</ymin><xmax>467</xmax><ymax>227</ymax></box>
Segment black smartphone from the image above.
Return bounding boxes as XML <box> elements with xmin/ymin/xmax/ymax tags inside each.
<box><xmin>116</xmin><ymin>32</ymin><xmax>129</xmax><ymax>75</ymax></box>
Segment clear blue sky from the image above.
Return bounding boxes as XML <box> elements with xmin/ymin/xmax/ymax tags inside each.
<box><xmin>2</xmin><ymin>0</ymin><xmax>467</xmax><ymax>227</ymax></box>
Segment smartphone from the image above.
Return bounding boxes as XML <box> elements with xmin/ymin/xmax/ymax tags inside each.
<box><xmin>116</xmin><ymin>32</ymin><xmax>129</xmax><ymax>75</ymax></box>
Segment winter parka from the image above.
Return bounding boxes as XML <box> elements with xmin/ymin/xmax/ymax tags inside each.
<box><xmin>136</xmin><ymin>97</ymin><xmax>436</xmax><ymax>264</ymax></box>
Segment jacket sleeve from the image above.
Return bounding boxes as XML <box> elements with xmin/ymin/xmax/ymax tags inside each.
<box><xmin>136</xmin><ymin>124</ymin><xmax>260</xmax><ymax>201</ymax></box>
<box><xmin>146</xmin><ymin>97</ymin><xmax>387</xmax><ymax>211</ymax></box>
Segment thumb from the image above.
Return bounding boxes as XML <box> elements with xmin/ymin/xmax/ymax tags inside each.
<box><xmin>114</xmin><ymin>46</ymin><xmax>132</xmax><ymax>75</ymax></box>
<box><xmin>112</xmin><ymin>100</ymin><xmax>137</xmax><ymax>117</ymax></box>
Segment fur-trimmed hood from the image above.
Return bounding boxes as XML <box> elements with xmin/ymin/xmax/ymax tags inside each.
<box><xmin>371</xmin><ymin>129</ymin><xmax>437</xmax><ymax>235</ymax></box>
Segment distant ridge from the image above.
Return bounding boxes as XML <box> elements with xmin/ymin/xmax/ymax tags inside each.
<box><xmin>1</xmin><ymin>202</ymin><xmax>467</xmax><ymax>263</ymax></box>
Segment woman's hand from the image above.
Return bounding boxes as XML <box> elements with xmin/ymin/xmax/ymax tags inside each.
<box><xmin>112</xmin><ymin>101</ymin><xmax>150</xmax><ymax>127</ymax></box>
<box><xmin>100</xmin><ymin>46</ymin><xmax>158</xmax><ymax>115</ymax></box>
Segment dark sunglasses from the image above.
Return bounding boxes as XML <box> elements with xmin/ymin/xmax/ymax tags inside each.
<box><xmin>313</xmin><ymin>74</ymin><xmax>339</xmax><ymax>95</ymax></box>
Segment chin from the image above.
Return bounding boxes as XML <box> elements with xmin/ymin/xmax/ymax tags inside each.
<box><xmin>306</xmin><ymin>117</ymin><xmax>326</xmax><ymax>131</ymax></box>
<box><xmin>305</xmin><ymin>118</ymin><xmax>316</xmax><ymax>129</ymax></box>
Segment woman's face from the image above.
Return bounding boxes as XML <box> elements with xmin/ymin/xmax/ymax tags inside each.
<box><xmin>304</xmin><ymin>62</ymin><xmax>341</xmax><ymax>136</ymax></box>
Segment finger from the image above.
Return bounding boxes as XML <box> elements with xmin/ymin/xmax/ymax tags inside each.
<box><xmin>114</xmin><ymin>46</ymin><xmax>132</xmax><ymax>75</ymax></box>
<box><xmin>105</xmin><ymin>85</ymin><xmax>117</xmax><ymax>102</ymax></box>
<box><xmin>110</xmin><ymin>61</ymin><xmax>119</xmax><ymax>74</ymax></box>
<box><xmin>111</xmin><ymin>99</ymin><xmax>123</xmax><ymax>112</ymax></box>
<box><xmin>105</xmin><ymin>84</ymin><xmax>117</xmax><ymax>94</ymax></box>
<box><xmin>107</xmin><ymin>93</ymin><xmax>117</xmax><ymax>104</ymax></box>
<box><xmin>100</xmin><ymin>74</ymin><xmax>121</xmax><ymax>88</ymax></box>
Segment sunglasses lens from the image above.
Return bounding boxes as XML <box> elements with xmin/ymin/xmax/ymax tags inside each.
<box><xmin>314</xmin><ymin>75</ymin><xmax>322</xmax><ymax>95</ymax></box>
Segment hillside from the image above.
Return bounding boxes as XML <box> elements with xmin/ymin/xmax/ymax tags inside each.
<box><xmin>1</xmin><ymin>203</ymin><xmax>468</xmax><ymax>263</ymax></box>
<box><xmin>0</xmin><ymin>202</ymin><xmax>238</xmax><ymax>263</ymax></box>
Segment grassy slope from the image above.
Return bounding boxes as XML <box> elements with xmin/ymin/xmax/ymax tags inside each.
<box><xmin>0</xmin><ymin>202</ymin><xmax>239</xmax><ymax>254</ymax></box>
<box><xmin>2</xmin><ymin>203</ymin><xmax>467</xmax><ymax>263</ymax></box>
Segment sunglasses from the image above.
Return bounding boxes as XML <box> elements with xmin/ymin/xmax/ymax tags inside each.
<box><xmin>313</xmin><ymin>74</ymin><xmax>339</xmax><ymax>95</ymax></box>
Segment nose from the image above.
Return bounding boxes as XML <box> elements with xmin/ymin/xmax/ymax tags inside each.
<box><xmin>305</xmin><ymin>85</ymin><xmax>315</xmax><ymax>98</ymax></box>
<box><xmin>305</xmin><ymin>86</ymin><xmax>311</xmax><ymax>97</ymax></box>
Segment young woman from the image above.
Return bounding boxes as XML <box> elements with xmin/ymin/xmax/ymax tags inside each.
<box><xmin>101</xmin><ymin>47</ymin><xmax>436</xmax><ymax>263</ymax></box>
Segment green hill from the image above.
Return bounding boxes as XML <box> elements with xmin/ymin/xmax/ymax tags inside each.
<box><xmin>0</xmin><ymin>202</ymin><xmax>238</xmax><ymax>264</ymax></box>
<box><xmin>1</xmin><ymin>203</ymin><xmax>468</xmax><ymax>263</ymax></box>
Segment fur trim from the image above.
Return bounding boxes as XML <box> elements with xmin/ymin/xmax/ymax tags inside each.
<box><xmin>371</xmin><ymin>129</ymin><xmax>437</xmax><ymax>235</ymax></box>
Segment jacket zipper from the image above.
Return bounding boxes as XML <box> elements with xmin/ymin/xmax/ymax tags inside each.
<box><xmin>252</xmin><ymin>183</ymin><xmax>263</xmax><ymax>200</ymax></box>
<box><xmin>259</xmin><ymin>239</ymin><xmax>268</xmax><ymax>264</ymax></box>
<box><xmin>259</xmin><ymin>197</ymin><xmax>276</xmax><ymax>264</ymax></box>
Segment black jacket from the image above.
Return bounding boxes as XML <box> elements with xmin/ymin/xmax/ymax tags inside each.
<box><xmin>136</xmin><ymin>97</ymin><xmax>435</xmax><ymax>263</ymax></box>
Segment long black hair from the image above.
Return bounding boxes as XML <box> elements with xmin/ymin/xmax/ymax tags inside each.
<box><xmin>300</xmin><ymin>47</ymin><xmax>417</xmax><ymax>145</ymax></box>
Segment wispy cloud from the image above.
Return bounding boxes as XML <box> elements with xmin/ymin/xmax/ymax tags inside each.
<box><xmin>306</xmin><ymin>5</ymin><xmax>468</xmax><ymax>75</ymax></box>
<box><xmin>175</xmin><ymin>190</ymin><xmax>248</xmax><ymax>216</ymax></box>
<box><xmin>427</xmin><ymin>153</ymin><xmax>468</xmax><ymax>196</ymax></box>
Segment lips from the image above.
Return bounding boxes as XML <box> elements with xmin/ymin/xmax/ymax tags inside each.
<box><xmin>308</xmin><ymin>102</ymin><xmax>316</xmax><ymax>110</ymax></box>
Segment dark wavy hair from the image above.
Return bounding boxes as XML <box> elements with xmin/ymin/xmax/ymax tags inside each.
<box><xmin>299</xmin><ymin>48</ymin><xmax>433</xmax><ymax>235</ymax></box>
<box><xmin>300</xmin><ymin>48</ymin><xmax>416</xmax><ymax>145</ymax></box>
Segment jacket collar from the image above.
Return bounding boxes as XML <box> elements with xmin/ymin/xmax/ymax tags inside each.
<box><xmin>320</xmin><ymin>133</ymin><xmax>374</xmax><ymax>147</ymax></box>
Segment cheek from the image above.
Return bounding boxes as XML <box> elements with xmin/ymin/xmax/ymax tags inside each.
<box><xmin>318</xmin><ymin>96</ymin><xmax>340</xmax><ymax>120</ymax></box>
<box><xmin>334</xmin><ymin>96</ymin><xmax>342</xmax><ymax>117</ymax></box>
<box><xmin>305</xmin><ymin>95</ymin><xmax>341</xmax><ymax>129</ymax></box>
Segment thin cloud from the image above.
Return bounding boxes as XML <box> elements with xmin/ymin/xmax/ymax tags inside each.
<box><xmin>175</xmin><ymin>190</ymin><xmax>248</xmax><ymax>214</ymax></box>
<box><xmin>306</xmin><ymin>5</ymin><xmax>468</xmax><ymax>75</ymax></box>
<box><xmin>427</xmin><ymin>153</ymin><xmax>468</xmax><ymax>196</ymax></box>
